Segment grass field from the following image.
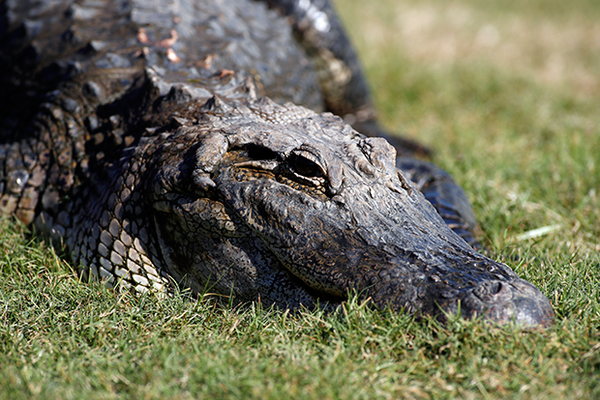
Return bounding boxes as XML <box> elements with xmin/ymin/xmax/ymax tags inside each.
<box><xmin>1</xmin><ymin>0</ymin><xmax>599</xmax><ymax>398</ymax></box>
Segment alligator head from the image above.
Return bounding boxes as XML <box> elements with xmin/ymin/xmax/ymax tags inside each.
<box><xmin>143</xmin><ymin>94</ymin><xmax>554</xmax><ymax>327</ymax></box>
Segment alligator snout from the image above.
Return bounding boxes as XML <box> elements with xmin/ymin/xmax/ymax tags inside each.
<box><xmin>354</xmin><ymin>249</ymin><xmax>555</xmax><ymax>327</ymax></box>
<box><xmin>423</xmin><ymin>277</ymin><xmax>555</xmax><ymax>326</ymax></box>
<box><xmin>462</xmin><ymin>278</ymin><xmax>555</xmax><ymax>326</ymax></box>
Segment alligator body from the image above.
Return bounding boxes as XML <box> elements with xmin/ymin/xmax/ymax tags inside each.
<box><xmin>0</xmin><ymin>0</ymin><xmax>554</xmax><ymax>325</ymax></box>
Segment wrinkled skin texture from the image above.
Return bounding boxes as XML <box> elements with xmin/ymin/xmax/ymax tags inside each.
<box><xmin>0</xmin><ymin>0</ymin><xmax>554</xmax><ymax>326</ymax></box>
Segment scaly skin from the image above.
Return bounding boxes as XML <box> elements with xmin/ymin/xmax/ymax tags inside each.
<box><xmin>0</xmin><ymin>0</ymin><xmax>554</xmax><ymax>325</ymax></box>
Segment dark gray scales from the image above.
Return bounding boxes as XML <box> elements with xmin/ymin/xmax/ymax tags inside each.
<box><xmin>0</xmin><ymin>0</ymin><xmax>554</xmax><ymax>325</ymax></box>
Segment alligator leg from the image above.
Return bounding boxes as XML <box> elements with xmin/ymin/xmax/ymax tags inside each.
<box><xmin>263</xmin><ymin>0</ymin><xmax>431</xmax><ymax>157</ymax></box>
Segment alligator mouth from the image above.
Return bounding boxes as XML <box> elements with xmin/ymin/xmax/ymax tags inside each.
<box><xmin>279</xmin><ymin>251</ymin><xmax>555</xmax><ymax>327</ymax></box>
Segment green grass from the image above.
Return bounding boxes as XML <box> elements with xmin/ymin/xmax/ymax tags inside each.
<box><xmin>2</xmin><ymin>0</ymin><xmax>600</xmax><ymax>398</ymax></box>
<box><xmin>1</xmin><ymin>220</ymin><xmax>599</xmax><ymax>399</ymax></box>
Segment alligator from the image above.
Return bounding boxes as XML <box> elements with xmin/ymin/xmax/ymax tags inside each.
<box><xmin>0</xmin><ymin>0</ymin><xmax>554</xmax><ymax>326</ymax></box>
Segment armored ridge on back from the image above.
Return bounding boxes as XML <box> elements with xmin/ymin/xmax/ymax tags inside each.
<box><xmin>0</xmin><ymin>0</ymin><xmax>554</xmax><ymax>326</ymax></box>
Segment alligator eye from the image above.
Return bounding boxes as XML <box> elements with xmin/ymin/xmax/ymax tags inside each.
<box><xmin>290</xmin><ymin>154</ymin><xmax>324</xmax><ymax>178</ymax></box>
<box><xmin>246</xmin><ymin>144</ymin><xmax>278</xmax><ymax>161</ymax></box>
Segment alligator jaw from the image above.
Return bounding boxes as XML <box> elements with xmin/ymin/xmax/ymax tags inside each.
<box><xmin>327</xmin><ymin>242</ymin><xmax>556</xmax><ymax>327</ymax></box>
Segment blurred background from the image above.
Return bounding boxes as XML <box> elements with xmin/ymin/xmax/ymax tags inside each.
<box><xmin>333</xmin><ymin>0</ymin><xmax>600</xmax><ymax>257</ymax></box>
